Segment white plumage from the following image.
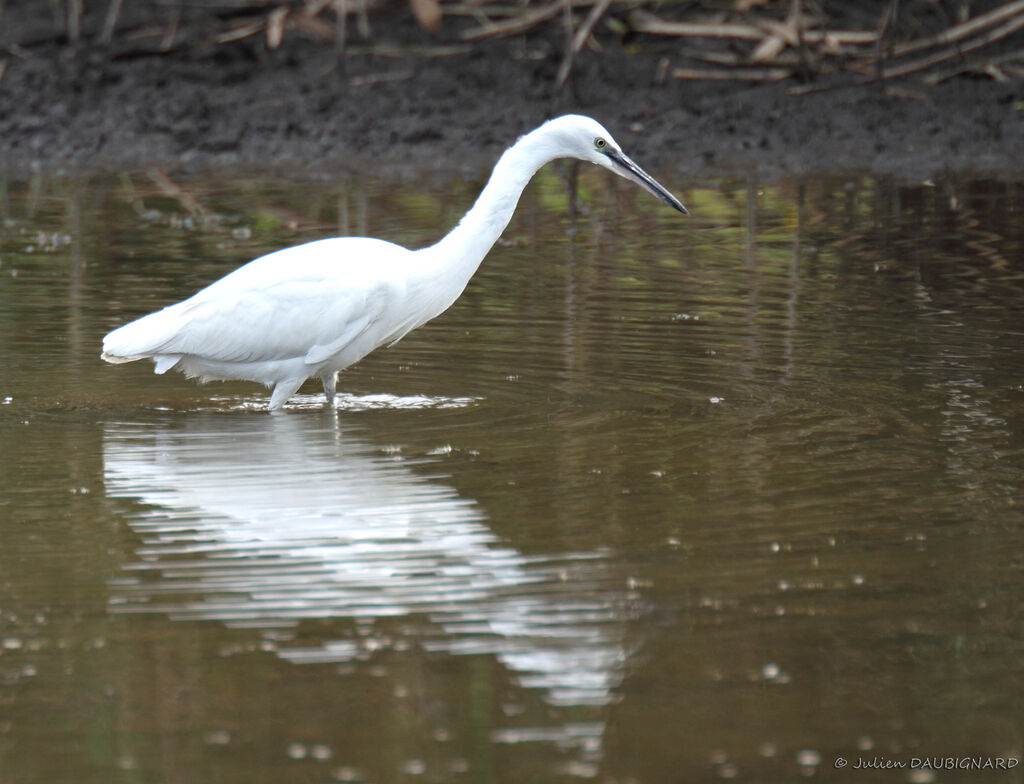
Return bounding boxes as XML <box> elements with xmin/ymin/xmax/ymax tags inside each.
<box><xmin>102</xmin><ymin>115</ymin><xmax>686</xmax><ymax>410</ymax></box>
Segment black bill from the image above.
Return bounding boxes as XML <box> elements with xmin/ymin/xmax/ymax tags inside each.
<box><xmin>606</xmin><ymin>148</ymin><xmax>688</xmax><ymax>215</ymax></box>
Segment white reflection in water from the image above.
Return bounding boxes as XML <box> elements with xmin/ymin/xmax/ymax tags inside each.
<box><xmin>103</xmin><ymin>413</ymin><xmax>626</xmax><ymax>761</ymax></box>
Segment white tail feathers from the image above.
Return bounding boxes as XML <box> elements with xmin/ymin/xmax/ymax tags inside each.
<box><xmin>100</xmin><ymin>349</ymin><xmax>180</xmax><ymax>373</ymax></box>
<box><xmin>102</xmin><ymin>306</ymin><xmax>185</xmax><ymax>363</ymax></box>
<box><xmin>100</xmin><ymin>351</ymin><xmax>139</xmax><ymax>364</ymax></box>
<box><xmin>101</xmin><ymin>323</ymin><xmax>182</xmax><ymax>374</ymax></box>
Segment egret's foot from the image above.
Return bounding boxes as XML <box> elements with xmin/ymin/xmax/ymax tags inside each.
<box><xmin>321</xmin><ymin>373</ymin><xmax>338</xmax><ymax>408</ymax></box>
<box><xmin>269</xmin><ymin>378</ymin><xmax>305</xmax><ymax>411</ymax></box>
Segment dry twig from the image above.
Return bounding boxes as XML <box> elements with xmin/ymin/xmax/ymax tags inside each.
<box><xmin>100</xmin><ymin>0</ymin><xmax>124</xmax><ymax>45</ymax></box>
<box><xmin>877</xmin><ymin>0</ymin><xmax>1024</xmax><ymax>61</ymax></box>
<box><xmin>867</xmin><ymin>10</ymin><xmax>1024</xmax><ymax>79</ymax></box>
<box><xmin>672</xmin><ymin>65</ymin><xmax>792</xmax><ymax>80</ymax></box>
<box><xmin>460</xmin><ymin>0</ymin><xmax>565</xmax><ymax>40</ymax></box>
<box><xmin>556</xmin><ymin>0</ymin><xmax>612</xmax><ymax>86</ymax></box>
<box><xmin>266</xmin><ymin>6</ymin><xmax>289</xmax><ymax>49</ymax></box>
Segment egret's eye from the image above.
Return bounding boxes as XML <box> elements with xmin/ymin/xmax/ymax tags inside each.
<box><xmin>594</xmin><ymin>137</ymin><xmax>607</xmax><ymax>150</ymax></box>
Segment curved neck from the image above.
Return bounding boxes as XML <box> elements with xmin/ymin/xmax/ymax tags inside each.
<box><xmin>421</xmin><ymin>128</ymin><xmax>558</xmax><ymax>281</ymax></box>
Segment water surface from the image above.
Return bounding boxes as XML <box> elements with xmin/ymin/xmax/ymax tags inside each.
<box><xmin>1</xmin><ymin>171</ymin><xmax>1022</xmax><ymax>783</ymax></box>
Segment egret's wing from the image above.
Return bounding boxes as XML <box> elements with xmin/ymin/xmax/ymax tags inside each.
<box><xmin>167</xmin><ymin>283</ymin><xmax>383</xmax><ymax>363</ymax></box>
<box><xmin>103</xmin><ymin>238</ymin><xmax>406</xmax><ymax>365</ymax></box>
<box><xmin>303</xmin><ymin>311</ymin><xmax>374</xmax><ymax>365</ymax></box>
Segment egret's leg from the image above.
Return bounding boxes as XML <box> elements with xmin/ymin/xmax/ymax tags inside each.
<box><xmin>269</xmin><ymin>378</ymin><xmax>306</xmax><ymax>411</ymax></box>
<box><xmin>321</xmin><ymin>372</ymin><xmax>338</xmax><ymax>407</ymax></box>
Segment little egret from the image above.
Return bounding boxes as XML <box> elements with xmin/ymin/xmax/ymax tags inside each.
<box><xmin>102</xmin><ymin>114</ymin><xmax>687</xmax><ymax>410</ymax></box>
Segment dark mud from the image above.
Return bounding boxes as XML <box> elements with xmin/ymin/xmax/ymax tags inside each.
<box><xmin>1</xmin><ymin>8</ymin><xmax>1023</xmax><ymax>182</ymax></box>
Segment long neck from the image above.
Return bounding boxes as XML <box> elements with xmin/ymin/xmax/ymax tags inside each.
<box><xmin>419</xmin><ymin>129</ymin><xmax>557</xmax><ymax>287</ymax></box>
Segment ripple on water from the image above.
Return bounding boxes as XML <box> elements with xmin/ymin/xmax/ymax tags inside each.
<box><xmin>202</xmin><ymin>392</ymin><xmax>482</xmax><ymax>412</ymax></box>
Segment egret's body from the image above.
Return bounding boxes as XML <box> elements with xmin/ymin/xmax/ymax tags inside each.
<box><xmin>103</xmin><ymin>115</ymin><xmax>686</xmax><ymax>410</ymax></box>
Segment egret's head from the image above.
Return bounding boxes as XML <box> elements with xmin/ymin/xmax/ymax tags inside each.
<box><xmin>540</xmin><ymin>115</ymin><xmax>688</xmax><ymax>215</ymax></box>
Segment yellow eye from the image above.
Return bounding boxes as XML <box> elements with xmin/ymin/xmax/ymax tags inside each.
<box><xmin>594</xmin><ymin>137</ymin><xmax>607</xmax><ymax>150</ymax></box>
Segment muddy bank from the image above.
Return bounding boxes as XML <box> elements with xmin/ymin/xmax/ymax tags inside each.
<box><xmin>1</xmin><ymin>15</ymin><xmax>1022</xmax><ymax>182</ymax></box>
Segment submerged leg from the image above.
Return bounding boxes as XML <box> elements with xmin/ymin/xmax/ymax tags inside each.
<box><xmin>268</xmin><ymin>377</ymin><xmax>306</xmax><ymax>411</ymax></box>
<box><xmin>321</xmin><ymin>372</ymin><xmax>338</xmax><ymax>407</ymax></box>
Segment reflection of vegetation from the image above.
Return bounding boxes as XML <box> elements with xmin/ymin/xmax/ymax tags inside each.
<box><xmin>1</xmin><ymin>171</ymin><xmax>1020</xmax><ymax>305</ymax></box>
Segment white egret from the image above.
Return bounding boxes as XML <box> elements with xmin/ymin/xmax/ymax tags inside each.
<box><xmin>102</xmin><ymin>114</ymin><xmax>687</xmax><ymax>410</ymax></box>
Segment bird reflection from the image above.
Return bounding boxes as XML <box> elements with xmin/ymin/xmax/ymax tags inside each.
<box><xmin>103</xmin><ymin>411</ymin><xmax>627</xmax><ymax>733</ymax></box>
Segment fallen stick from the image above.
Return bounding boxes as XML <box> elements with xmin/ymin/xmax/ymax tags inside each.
<box><xmin>751</xmin><ymin>0</ymin><xmax>803</xmax><ymax>63</ymax></box>
<box><xmin>460</xmin><ymin>0</ymin><xmax>564</xmax><ymax>40</ymax></box>
<box><xmin>922</xmin><ymin>47</ymin><xmax>1024</xmax><ymax>84</ymax></box>
<box><xmin>803</xmin><ymin>29</ymin><xmax>878</xmax><ymax>44</ymax></box>
<box><xmin>343</xmin><ymin>42</ymin><xmax>473</xmax><ymax>56</ymax></box>
<box><xmin>671</xmin><ymin>65</ymin><xmax>792</xmax><ymax>80</ymax></box>
<box><xmin>630</xmin><ymin>11</ymin><xmax>766</xmax><ymax>40</ymax></box>
<box><xmin>868</xmin><ymin>11</ymin><xmax>1024</xmax><ymax>79</ymax></box>
<box><xmin>558</xmin><ymin>0</ymin><xmax>575</xmax><ymax>87</ymax></box>
<box><xmin>161</xmin><ymin>4</ymin><xmax>181</xmax><ymax>51</ymax></box>
<box><xmin>266</xmin><ymin>6</ymin><xmax>289</xmax><ymax>49</ymax></box>
<box><xmin>673</xmin><ymin>45</ymin><xmax>766</xmax><ymax>65</ymax></box>
<box><xmin>214</xmin><ymin>21</ymin><xmax>265</xmax><ymax>44</ymax></box>
<box><xmin>557</xmin><ymin>0</ymin><xmax>612</xmax><ymax>86</ymax></box>
<box><xmin>791</xmin><ymin>15</ymin><xmax>1024</xmax><ymax>94</ymax></box>
<box><xmin>875</xmin><ymin>0</ymin><xmax>1024</xmax><ymax>61</ymax></box>
<box><xmin>100</xmin><ymin>0</ymin><xmax>124</xmax><ymax>45</ymax></box>
<box><xmin>445</xmin><ymin>3</ymin><xmax>553</xmax><ymax>15</ymax></box>
<box><xmin>630</xmin><ymin>10</ymin><xmax>877</xmax><ymax>46</ymax></box>
<box><xmin>289</xmin><ymin>10</ymin><xmax>335</xmax><ymax>40</ymax></box>
<box><xmin>68</xmin><ymin>0</ymin><xmax>82</xmax><ymax>43</ymax></box>
<box><xmin>448</xmin><ymin>0</ymin><xmax>626</xmax><ymax>15</ymax></box>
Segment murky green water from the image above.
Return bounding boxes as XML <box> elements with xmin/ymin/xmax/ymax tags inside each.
<box><xmin>1</xmin><ymin>170</ymin><xmax>1022</xmax><ymax>783</ymax></box>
